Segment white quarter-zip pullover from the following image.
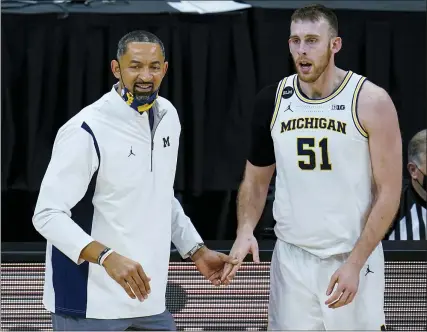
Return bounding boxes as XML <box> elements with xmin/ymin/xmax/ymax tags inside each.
<box><xmin>33</xmin><ymin>85</ymin><xmax>203</xmax><ymax>319</ymax></box>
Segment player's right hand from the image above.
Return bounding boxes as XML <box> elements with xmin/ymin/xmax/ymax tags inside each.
<box><xmin>220</xmin><ymin>230</ymin><xmax>260</xmax><ymax>285</ymax></box>
<box><xmin>102</xmin><ymin>252</ymin><xmax>151</xmax><ymax>302</ymax></box>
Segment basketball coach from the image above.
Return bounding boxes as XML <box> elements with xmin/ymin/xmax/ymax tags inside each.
<box><xmin>32</xmin><ymin>30</ymin><xmax>237</xmax><ymax>331</ymax></box>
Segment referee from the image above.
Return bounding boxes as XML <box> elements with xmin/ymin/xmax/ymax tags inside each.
<box><xmin>386</xmin><ymin>129</ymin><xmax>426</xmax><ymax>240</ymax></box>
<box><xmin>32</xmin><ymin>30</ymin><xmax>237</xmax><ymax>331</ymax></box>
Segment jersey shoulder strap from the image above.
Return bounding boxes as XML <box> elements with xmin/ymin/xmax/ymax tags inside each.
<box><xmin>350</xmin><ymin>74</ymin><xmax>369</xmax><ymax>138</ymax></box>
<box><xmin>270</xmin><ymin>76</ymin><xmax>290</xmax><ymax>130</ymax></box>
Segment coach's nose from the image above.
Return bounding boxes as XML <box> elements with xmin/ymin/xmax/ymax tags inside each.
<box><xmin>139</xmin><ymin>67</ymin><xmax>153</xmax><ymax>82</ymax></box>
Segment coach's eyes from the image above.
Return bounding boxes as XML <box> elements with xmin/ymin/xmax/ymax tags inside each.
<box><xmin>307</xmin><ymin>38</ymin><xmax>317</xmax><ymax>44</ymax></box>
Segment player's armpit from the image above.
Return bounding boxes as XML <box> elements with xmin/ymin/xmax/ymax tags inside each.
<box><xmin>347</xmin><ymin>82</ymin><xmax>402</xmax><ymax>268</ymax></box>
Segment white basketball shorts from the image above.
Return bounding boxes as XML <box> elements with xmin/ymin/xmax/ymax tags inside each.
<box><xmin>268</xmin><ymin>239</ymin><xmax>386</xmax><ymax>330</ymax></box>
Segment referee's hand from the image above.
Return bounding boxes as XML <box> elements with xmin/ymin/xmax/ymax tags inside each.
<box><xmin>102</xmin><ymin>252</ymin><xmax>151</xmax><ymax>302</ymax></box>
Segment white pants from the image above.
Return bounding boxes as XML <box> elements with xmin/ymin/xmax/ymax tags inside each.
<box><xmin>268</xmin><ymin>240</ymin><xmax>386</xmax><ymax>330</ymax></box>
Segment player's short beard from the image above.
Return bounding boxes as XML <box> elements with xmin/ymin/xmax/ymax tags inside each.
<box><xmin>295</xmin><ymin>46</ymin><xmax>332</xmax><ymax>83</ymax></box>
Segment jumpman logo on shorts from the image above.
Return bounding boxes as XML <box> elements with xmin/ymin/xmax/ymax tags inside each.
<box><xmin>365</xmin><ymin>265</ymin><xmax>374</xmax><ymax>276</ymax></box>
<box><xmin>128</xmin><ymin>146</ymin><xmax>136</xmax><ymax>157</ymax></box>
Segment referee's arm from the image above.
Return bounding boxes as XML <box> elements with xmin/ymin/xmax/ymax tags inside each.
<box><xmin>170</xmin><ymin>195</ymin><xmax>203</xmax><ymax>258</ymax></box>
<box><xmin>32</xmin><ymin>123</ymin><xmax>98</xmax><ymax>265</ymax></box>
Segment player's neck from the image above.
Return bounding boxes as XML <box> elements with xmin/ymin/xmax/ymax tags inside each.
<box><xmin>299</xmin><ymin>65</ymin><xmax>346</xmax><ymax>100</ymax></box>
<box><xmin>412</xmin><ymin>179</ymin><xmax>427</xmax><ymax>202</ymax></box>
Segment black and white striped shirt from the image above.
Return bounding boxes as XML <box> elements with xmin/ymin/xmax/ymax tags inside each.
<box><xmin>386</xmin><ymin>182</ymin><xmax>426</xmax><ymax>240</ymax></box>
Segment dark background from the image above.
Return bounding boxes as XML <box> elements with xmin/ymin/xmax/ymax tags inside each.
<box><xmin>2</xmin><ymin>3</ymin><xmax>426</xmax><ymax>242</ymax></box>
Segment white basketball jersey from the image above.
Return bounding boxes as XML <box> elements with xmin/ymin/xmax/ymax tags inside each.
<box><xmin>270</xmin><ymin>71</ymin><xmax>373</xmax><ymax>258</ymax></box>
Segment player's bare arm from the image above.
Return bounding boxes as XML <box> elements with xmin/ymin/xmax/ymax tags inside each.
<box><xmin>237</xmin><ymin>161</ymin><xmax>276</xmax><ymax>235</ymax></box>
<box><xmin>325</xmin><ymin>81</ymin><xmax>402</xmax><ymax>309</ymax></box>
<box><xmin>221</xmin><ymin>161</ymin><xmax>275</xmax><ymax>284</ymax></box>
<box><xmin>348</xmin><ymin>81</ymin><xmax>402</xmax><ymax>266</ymax></box>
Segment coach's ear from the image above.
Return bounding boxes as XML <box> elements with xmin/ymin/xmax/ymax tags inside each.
<box><xmin>111</xmin><ymin>59</ymin><xmax>121</xmax><ymax>80</ymax></box>
<box><xmin>162</xmin><ymin>61</ymin><xmax>169</xmax><ymax>77</ymax></box>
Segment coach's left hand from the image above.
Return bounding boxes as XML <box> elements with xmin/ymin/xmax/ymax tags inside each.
<box><xmin>192</xmin><ymin>246</ymin><xmax>239</xmax><ymax>287</ymax></box>
<box><xmin>325</xmin><ymin>262</ymin><xmax>361</xmax><ymax>309</ymax></box>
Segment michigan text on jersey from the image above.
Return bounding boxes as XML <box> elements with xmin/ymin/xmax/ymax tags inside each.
<box><xmin>280</xmin><ymin>117</ymin><xmax>347</xmax><ymax>134</ymax></box>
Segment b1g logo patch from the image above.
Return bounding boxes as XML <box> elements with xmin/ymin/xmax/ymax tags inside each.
<box><xmin>282</xmin><ymin>86</ymin><xmax>294</xmax><ymax>99</ymax></box>
<box><xmin>332</xmin><ymin>104</ymin><xmax>345</xmax><ymax>110</ymax></box>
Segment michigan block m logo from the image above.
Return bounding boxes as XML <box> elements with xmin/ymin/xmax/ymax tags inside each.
<box><xmin>163</xmin><ymin>136</ymin><xmax>170</xmax><ymax>148</ymax></box>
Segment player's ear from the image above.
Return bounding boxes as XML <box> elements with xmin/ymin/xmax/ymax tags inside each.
<box><xmin>111</xmin><ymin>59</ymin><xmax>121</xmax><ymax>80</ymax></box>
<box><xmin>331</xmin><ymin>37</ymin><xmax>342</xmax><ymax>54</ymax></box>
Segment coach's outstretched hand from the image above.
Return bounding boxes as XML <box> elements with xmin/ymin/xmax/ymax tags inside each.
<box><xmin>102</xmin><ymin>252</ymin><xmax>151</xmax><ymax>302</ymax></box>
<box><xmin>192</xmin><ymin>246</ymin><xmax>239</xmax><ymax>286</ymax></box>
<box><xmin>220</xmin><ymin>230</ymin><xmax>260</xmax><ymax>286</ymax></box>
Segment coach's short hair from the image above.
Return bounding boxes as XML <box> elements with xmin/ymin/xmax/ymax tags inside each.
<box><xmin>117</xmin><ymin>30</ymin><xmax>165</xmax><ymax>60</ymax></box>
<box><xmin>291</xmin><ymin>4</ymin><xmax>339</xmax><ymax>37</ymax></box>
<box><xmin>408</xmin><ymin>129</ymin><xmax>427</xmax><ymax>166</ymax></box>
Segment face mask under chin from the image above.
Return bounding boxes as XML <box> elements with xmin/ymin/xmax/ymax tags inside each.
<box><xmin>120</xmin><ymin>84</ymin><xmax>158</xmax><ymax>113</ymax></box>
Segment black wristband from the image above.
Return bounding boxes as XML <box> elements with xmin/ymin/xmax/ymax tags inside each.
<box><xmin>97</xmin><ymin>247</ymin><xmax>111</xmax><ymax>265</ymax></box>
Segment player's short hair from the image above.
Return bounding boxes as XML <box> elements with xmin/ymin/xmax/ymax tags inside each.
<box><xmin>408</xmin><ymin>129</ymin><xmax>427</xmax><ymax>167</ymax></box>
<box><xmin>117</xmin><ymin>30</ymin><xmax>165</xmax><ymax>60</ymax></box>
<box><xmin>291</xmin><ymin>4</ymin><xmax>338</xmax><ymax>38</ymax></box>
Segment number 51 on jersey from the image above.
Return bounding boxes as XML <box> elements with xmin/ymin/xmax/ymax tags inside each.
<box><xmin>297</xmin><ymin>137</ymin><xmax>332</xmax><ymax>170</ymax></box>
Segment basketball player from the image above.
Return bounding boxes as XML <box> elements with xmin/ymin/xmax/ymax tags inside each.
<box><xmin>221</xmin><ymin>4</ymin><xmax>402</xmax><ymax>330</ymax></box>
